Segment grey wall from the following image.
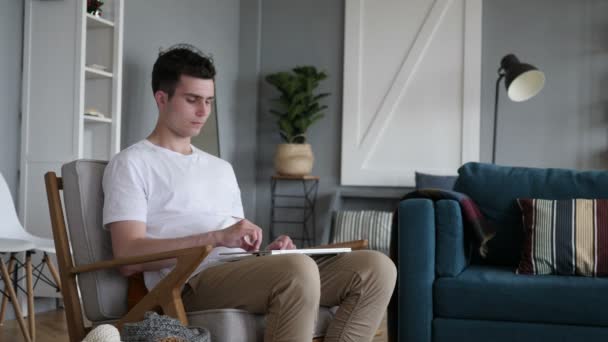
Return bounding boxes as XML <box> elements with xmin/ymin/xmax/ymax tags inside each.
<box><xmin>481</xmin><ymin>0</ymin><xmax>608</xmax><ymax>168</ymax></box>
<box><xmin>254</xmin><ymin>0</ymin><xmax>608</xmax><ymax>244</ymax></box>
<box><xmin>2</xmin><ymin>0</ymin><xmax>608</xmax><ymax>247</ymax></box>
<box><xmin>255</xmin><ymin>0</ymin><xmax>407</xmax><ymax>246</ymax></box>
<box><xmin>255</xmin><ymin>0</ymin><xmax>351</xmax><ymax>244</ymax></box>
<box><xmin>0</xmin><ymin>0</ymin><xmax>23</xmax><ymax>201</ymax></box>
<box><xmin>235</xmin><ymin>0</ymin><xmax>262</xmax><ymax>222</ymax></box>
<box><xmin>121</xmin><ymin>0</ymin><xmax>259</xmax><ymax>220</ymax></box>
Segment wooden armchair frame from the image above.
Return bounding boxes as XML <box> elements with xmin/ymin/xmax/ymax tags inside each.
<box><xmin>45</xmin><ymin>172</ymin><xmax>214</xmax><ymax>342</ymax></box>
<box><xmin>44</xmin><ymin>171</ymin><xmax>376</xmax><ymax>342</ymax></box>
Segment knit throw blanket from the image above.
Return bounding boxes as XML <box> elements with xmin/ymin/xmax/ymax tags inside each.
<box><xmin>121</xmin><ymin>312</ymin><xmax>210</xmax><ymax>342</ymax></box>
<box><xmin>398</xmin><ymin>189</ymin><xmax>496</xmax><ymax>257</ymax></box>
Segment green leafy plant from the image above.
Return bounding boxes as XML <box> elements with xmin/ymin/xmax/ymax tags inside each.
<box><xmin>87</xmin><ymin>0</ymin><xmax>104</xmax><ymax>16</ymax></box>
<box><xmin>265</xmin><ymin>66</ymin><xmax>329</xmax><ymax>144</ymax></box>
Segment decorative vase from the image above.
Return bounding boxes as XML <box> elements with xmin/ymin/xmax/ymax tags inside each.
<box><xmin>273</xmin><ymin>143</ymin><xmax>314</xmax><ymax>176</ymax></box>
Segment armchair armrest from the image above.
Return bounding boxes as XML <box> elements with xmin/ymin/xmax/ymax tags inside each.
<box><xmin>312</xmin><ymin>239</ymin><xmax>368</xmax><ymax>250</ymax></box>
<box><xmin>121</xmin><ymin>245</ymin><xmax>212</xmax><ymax>328</ymax></box>
<box><xmin>70</xmin><ymin>246</ymin><xmax>211</xmax><ymax>274</ymax></box>
<box><xmin>71</xmin><ymin>245</ymin><xmax>212</xmax><ymax>329</ymax></box>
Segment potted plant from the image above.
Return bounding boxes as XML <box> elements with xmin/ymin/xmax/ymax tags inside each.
<box><xmin>87</xmin><ymin>0</ymin><xmax>104</xmax><ymax>17</ymax></box>
<box><xmin>265</xmin><ymin>66</ymin><xmax>329</xmax><ymax>176</ymax></box>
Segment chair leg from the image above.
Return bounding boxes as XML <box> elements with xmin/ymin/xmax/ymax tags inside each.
<box><xmin>0</xmin><ymin>253</ymin><xmax>16</xmax><ymax>325</ymax></box>
<box><xmin>0</xmin><ymin>257</ymin><xmax>31</xmax><ymax>342</ymax></box>
<box><xmin>26</xmin><ymin>251</ymin><xmax>36</xmax><ymax>342</ymax></box>
<box><xmin>43</xmin><ymin>253</ymin><xmax>62</xmax><ymax>292</ymax></box>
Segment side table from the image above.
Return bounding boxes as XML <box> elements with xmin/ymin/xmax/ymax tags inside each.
<box><xmin>269</xmin><ymin>175</ymin><xmax>320</xmax><ymax>247</ymax></box>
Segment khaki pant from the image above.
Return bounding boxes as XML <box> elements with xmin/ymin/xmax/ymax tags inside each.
<box><xmin>182</xmin><ymin>250</ymin><xmax>396</xmax><ymax>342</ymax></box>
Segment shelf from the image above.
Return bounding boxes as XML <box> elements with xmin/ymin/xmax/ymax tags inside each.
<box><xmin>338</xmin><ymin>188</ymin><xmax>408</xmax><ymax>199</ymax></box>
<box><xmin>84</xmin><ymin>115</ymin><xmax>112</xmax><ymax>124</ymax></box>
<box><xmin>86</xmin><ymin>14</ymin><xmax>115</xmax><ymax>29</ymax></box>
<box><xmin>85</xmin><ymin>67</ymin><xmax>113</xmax><ymax>79</ymax></box>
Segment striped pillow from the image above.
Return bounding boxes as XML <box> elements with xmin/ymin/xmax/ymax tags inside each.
<box><xmin>517</xmin><ymin>198</ymin><xmax>608</xmax><ymax>276</ymax></box>
<box><xmin>332</xmin><ymin>210</ymin><xmax>393</xmax><ymax>255</ymax></box>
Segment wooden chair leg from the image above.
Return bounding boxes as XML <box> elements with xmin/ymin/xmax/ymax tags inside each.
<box><xmin>26</xmin><ymin>252</ymin><xmax>36</xmax><ymax>342</ymax></box>
<box><xmin>0</xmin><ymin>257</ymin><xmax>31</xmax><ymax>342</ymax></box>
<box><xmin>43</xmin><ymin>254</ymin><xmax>62</xmax><ymax>291</ymax></box>
<box><xmin>0</xmin><ymin>253</ymin><xmax>16</xmax><ymax>325</ymax></box>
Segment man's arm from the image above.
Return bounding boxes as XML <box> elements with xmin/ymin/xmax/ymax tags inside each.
<box><xmin>109</xmin><ymin>219</ymin><xmax>263</xmax><ymax>276</ymax></box>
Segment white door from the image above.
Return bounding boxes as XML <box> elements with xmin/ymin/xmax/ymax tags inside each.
<box><xmin>341</xmin><ymin>0</ymin><xmax>481</xmax><ymax>186</ymax></box>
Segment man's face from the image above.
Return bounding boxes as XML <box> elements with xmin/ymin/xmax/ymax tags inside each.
<box><xmin>156</xmin><ymin>75</ymin><xmax>215</xmax><ymax>138</ymax></box>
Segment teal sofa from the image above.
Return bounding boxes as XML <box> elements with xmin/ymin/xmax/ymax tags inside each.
<box><xmin>395</xmin><ymin>162</ymin><xmax>608</xmax><ymax>341</ymax></box>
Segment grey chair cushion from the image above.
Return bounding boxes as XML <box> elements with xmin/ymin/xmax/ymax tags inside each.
<box><xmin>188</xmin><ymin>307</ymin><xmax>335</xmax><ymax>341</ymax></box>
<box><xmin>62</xmin><ymin>160</ymin><xmax>128</xmax><ymax>321</ymax></box>
<box><xmin>97</xmin><ymin>307</ymin><xmax>335</xmax><ymax>342</ymax></box>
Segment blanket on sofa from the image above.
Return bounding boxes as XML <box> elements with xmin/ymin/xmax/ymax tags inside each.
<box><xmin>396</xmin><ymin>189</ymin><xmax>496</xmax><ymax>257</ymax></box>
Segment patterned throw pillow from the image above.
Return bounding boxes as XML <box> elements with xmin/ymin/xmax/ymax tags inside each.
<box><xmin>332</xmin><ymin>210</ymin><xmax>393</xmax><ymax>255</ymax></box>
<box><xmin>517</xmin><ymin>198</ymin><xmax>608</xmax><ymax>276</ymax></box>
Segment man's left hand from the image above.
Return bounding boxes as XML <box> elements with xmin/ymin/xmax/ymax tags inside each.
<box><xmin>266</xmin><ymin>235</ymin><xmax>296</xmax><ymax>250</ymax></box>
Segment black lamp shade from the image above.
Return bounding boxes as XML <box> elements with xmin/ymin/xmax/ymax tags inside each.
<box><xmin>500</xmin><ymin>54</ymin><xmax>545</xmax><ymax>102</ymax></box>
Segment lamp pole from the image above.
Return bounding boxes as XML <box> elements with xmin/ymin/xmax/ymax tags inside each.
<box><xmin>491</xmin><ymin>54</ymin><xmax>544</xmax><ymax>164</ymax></box>
<box><xmin>492</xmin><ymin>70</ymin><xmax>505</xmax><ymax>164</ymax></box>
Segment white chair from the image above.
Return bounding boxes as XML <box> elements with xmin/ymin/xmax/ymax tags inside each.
<box><xmin>0</xmin><ymin>238</ymin><xmax>35</xmax><ymax>342</ymax></box>
<box><xmin>0</xmin><ymin>173</ymin><xmax>62</xmax><ymax>342</ymax></box>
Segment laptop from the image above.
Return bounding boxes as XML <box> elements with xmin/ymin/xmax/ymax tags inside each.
<box><xmin>219</xmin><ymin>247</ymin><xmax>351</xmax><ymax>257</ymax></box>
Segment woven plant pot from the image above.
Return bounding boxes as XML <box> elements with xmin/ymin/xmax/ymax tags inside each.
<box><xmin>273</xmin><ymin>143</ymin><xmax>314</xmax><ymax>176</ymax></box>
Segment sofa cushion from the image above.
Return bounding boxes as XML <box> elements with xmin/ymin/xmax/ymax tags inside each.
<box><xmin>433</xmin><ymin>318</ymin><xmax>608</xmax><ymax>342</ymax></box>
<box><xmin>435</xmin><ymin>200</ymin><xmax>468</xmax><ymax>277</ymax></box>
<box><xmin>453</xmin><ymin>162</ymin><xmax>608</xmax><ymax>266</ymax></box>
<box><xmin>517</xmin><ymin>198</ymin><xmax>608</xmax><ymax>276</ymax></box>
<box><xmin>415</xmin><ymin>172</ymin><xmax>457</xmax><ymax>190</ymax></box>
<box><xmin>435</xmin><ymin>265</ymin><xmax>608</xmax><ymax>326</ymax></box>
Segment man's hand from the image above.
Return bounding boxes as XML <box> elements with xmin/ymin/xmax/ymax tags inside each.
<box><xmin>266</xmin><ymin>235</ymin><xmax>296</xmax><ymax>251</ymax></box>
<box><xmin>215</xmin><ymin>219</ymin><xmax>263</xmax><ymax>251</ymax></box>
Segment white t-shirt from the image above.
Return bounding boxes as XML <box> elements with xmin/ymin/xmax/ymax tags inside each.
<box><xmin>102</xmin><ymin>139</ymin><xmax>245</xmax><ymax>290</ymax></box>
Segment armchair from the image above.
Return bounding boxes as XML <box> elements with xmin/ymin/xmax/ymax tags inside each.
<box><xmin>45</xmin><ymin>160</ymin><xmax>372</xmax><ymax>342</ymax></box>
<box><xmin>394</xmin><ymin>162</ymin><xmax>608</xmax><ymax>341</ymax></box>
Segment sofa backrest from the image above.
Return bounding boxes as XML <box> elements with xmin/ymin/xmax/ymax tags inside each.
<box><xmin>62</xmin><ymin>160</ymin><xmax>128</xmax><ymax>322</ymax></box>
<box><xmin>454</xmin><ymin>162</ymin><xmax>608</xmax><ymax>266</ymax></box>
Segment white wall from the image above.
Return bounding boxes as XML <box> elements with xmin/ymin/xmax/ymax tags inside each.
<box><xmin>0</xmin><ymin>0</ymin><xmax>23</xmax><ymax>201</ymax></box>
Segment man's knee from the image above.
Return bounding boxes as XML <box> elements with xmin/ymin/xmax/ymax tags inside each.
<box><xmin>348</xmin><ymin>250</ymin><xmax>397</xmax><ymax>292</ymax></box>
<box><xmin>277</xmin><ymin>254</ymin><xmax>321</xmax><ymax>302</ymax></box>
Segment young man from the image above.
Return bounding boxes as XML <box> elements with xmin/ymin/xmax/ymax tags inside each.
<box><xmin>102</xmin><ymin>44</ymin><xmax>396</xmax><ymax>342</ymax></box>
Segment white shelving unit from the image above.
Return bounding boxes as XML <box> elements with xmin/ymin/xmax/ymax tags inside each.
<box><xmin>84</xmin><ymin>116</ymin><xmax>114</xmax><ymax>124</ymax></box>
<box><xmin>20</xmin><ymin>0</ymin><xmax>124</xmax><ymax>297</ymax></box>
<box><xmin>85</xmin><ymin>66</ymin><xmax>114</xmax><ymax>79</ymax></box>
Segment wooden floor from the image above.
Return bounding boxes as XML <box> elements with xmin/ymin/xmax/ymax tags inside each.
<box><xmin>1</xmin><ymin>309</ymin><xmax>388</xmax><ymax>342</ymax></box>
<box><xmin>1</xmin><ymin>309</ymin><xmax>69</xmax><ymax>342</ymax></box>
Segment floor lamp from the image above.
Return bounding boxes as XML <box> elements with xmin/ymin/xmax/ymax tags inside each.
<box><xmin>492</xmin><ymin>54</ymin><xmax>545</xmax><ymax>163</ymax></box>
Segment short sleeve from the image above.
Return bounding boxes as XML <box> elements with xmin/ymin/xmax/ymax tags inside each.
<box><xmin>102</xmin><ymin>156</ymin><xmax>148</xmax><ymax>226</ymax></box>
<box><xmin>228</xmin><ymin>165</ymin><xmax>245</xmax><ymax>219</ymax></box>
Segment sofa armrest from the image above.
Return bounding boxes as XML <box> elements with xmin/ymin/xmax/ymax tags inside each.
<box><xmin>435</xmin><ymin>200</ymin><xmax>469</xmax><ymax>277</ymax></box>
<box><xmin>395</xmin><ymin>198</ymin><xmax>435</xmax><ymax>342</ymax></box>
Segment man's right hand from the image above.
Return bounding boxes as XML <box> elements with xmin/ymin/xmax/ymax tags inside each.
<box><xmin>215</xmin><ymin>219</ymin><xmax>263</xmax><ymax>251</ymax></box>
